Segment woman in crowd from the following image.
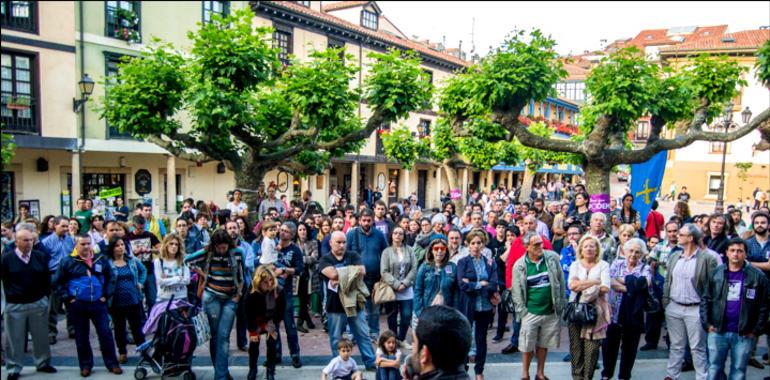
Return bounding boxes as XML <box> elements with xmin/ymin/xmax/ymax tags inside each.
<box><xmin>105</xmin><ymin>236</ymin><xmax>147</xmax><ymax>364</ymax></box>
<box><xmin>184</xmin><ymin>229</ymin><xmax>244</xmax><ymax>380</ymax></box>
<box><xmin>296</xmin><ymin>222</ymin><xmax>319</xmax><ymax>333</ymax></box>
<box><xmin>407</xmin><ymin>219</ymin><xmax>420</xmax><ymax>247</ymax></box>
<box><xmin>40</xmin><ymin>215</ymin><xmax>56</xmax><ymax>240</ymax></box>
<box><xmin>612</xmin><ymin>224</ymin><xmax>637</xmax><ymax>265</ymax></box>
<box><xmin>618</xmin><ymin>194</ymin><xmax>641</xmax><ymax>231</ymax></box>
<box><xmin>568</xmin><ymin>192</ymin><xmax>592</xmax><ymax>228</ymax></box>
<box><xmin>68</xmin><ymin>218</ymin><xmax>81</xmax><ymax>238</ymax></box>
<box><xmin>235</xmin><ymin>216</ymin><xmax>256</xmax><ymax>244</ymax></box>
<box><xmin>317</xmin><ymin>217</ymin><xmax>333</xmax><ymax>256</ymax></box>
<box><xmin>602</xmin><ymin>238</ymin><xmax>652</xmax><ymax>380</ymax></box>
<box><xmin>154</xmin><ymin>234</ymin><xmax>190</xmax><ymax>302</ymax></box>
<box><xmin>673</xmin><ymin>201</ymin><xmax>692</xmax><ymax>225</ymax></box>
<box><xmin>567</xmin><ymin>235</ymin><xmax>610</xmax><ymax>380</ymax></box>
<box><xmin>415</xmin><ymin>217</ymin><xmax>433</xmax><ymax>245</ymax></box>
<box><xmin>245</xmin><ymin>265</ymin><xmax>285</xmax><ymax>380</ymax></box>
<box><xmin>443</xmin><ymin>202</ymin><xmax>460</xmax><ymax>228</ymax></box>
<box><xmin>89</xmin><ymin>215</ymin><xmax>106</xmax><ymax>247</ymax></box>
<box><xmin>413</xmin><ymin>237</ymin><xmax>458</xmax><ymax>317</ymax></box>
<box><xmin>380</xmin><ymin>226</ymin><xmax>418</xmax><ymax>347</ymax></box>
<box><xmin>457</xmin><ymin>230</ymin><xmax>499</xmax><ymax>380</ymax></box>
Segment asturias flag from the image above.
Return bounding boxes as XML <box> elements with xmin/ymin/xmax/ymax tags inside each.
<box><xmin>630</xmin><ymin>150</ymin><xmax>667</xmax><ymax>228</ymax></box>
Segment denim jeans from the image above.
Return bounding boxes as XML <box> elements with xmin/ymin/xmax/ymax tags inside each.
<box><xmin>327</xmin><ymin>311</ymin><xmax>376</xmax><ymax>368</ymax></box>
<box><xmin>276</xmin><ymin>289</ymin><xmax>301</xmax><ymax>360</ymax></box>
<box><xmin>365</xmin><ymin>296</ymin><xmax>380</xmax><ymax>340</ymax></box>
<box><xmin>384</xmin><ymin>299</ymin><xmax>413</xmax><ymax>342</ymax></box>
<box><xmin>707</xmin><ymin>332</ymin><xmax>754</xmax><ymax>380</ymax></box>
<box><xmin>70</xmin><ymin>300</ymin><xmax>119</xmax><ymax>371</ymax></box>
<box><xmin>143</xmin><ymin>273</ymin><xmax>157</xmax><ymax>315</ymax></box>
<box><xmin>203</xmin><ymin>291</ymin><xmax>238</xmax><ymax>380</ymax></box>
<box><xmin>377</xmin><ymin>366</ymin><xmax>399</xmax><ymax>380</ymax></box>
<box><xmin>510</xmin><ymin>310</ymin><xmax>521</xmax><ymax>347</ymax></box>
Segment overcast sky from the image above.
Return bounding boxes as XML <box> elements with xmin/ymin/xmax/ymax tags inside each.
<box><xmin>375</xmin><ymin>1</ymin><xmax>770</xmax><ymax>56</ymax></box>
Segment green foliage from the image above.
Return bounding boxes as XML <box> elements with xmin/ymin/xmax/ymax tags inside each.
<box><xmin>381</xmin><ymin>126</ymin><xmax>430</xmax><ymax>170</ymax></box>
<box><xmin>757</xmin><ymin>39</ymin><xmax>770</xmax><ymax>87</ymax></box>
<box><xmin>1</xmin><ymin>133</ymin><xmax>15</xmax><ymax>168</ymax></box>
<box><xmin>430</xmin><ymin>119</ymin><xmax>457</xmax><ymax>161</ymax></box>
<box><xmin>473</xmin><ymin>30</ymin><xmax>566</xmax><ymax>113</ymax></box>
<box><xmin>513</xmin><ymin>122</ymin><xmax>582</xmax><ymax>170</ymax></box>
<box><xmin>365</xmin><ymin>49</ymin><xmax>433</xmax><ymax>122</ymax></box>
<box><xmin>688</xmin><ymin>54</ymin><xmax>747</xmax><ymax>122</ymax></box>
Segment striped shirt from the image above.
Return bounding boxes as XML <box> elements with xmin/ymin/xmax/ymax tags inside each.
<box><xmin>184</xmin><ymin>248</ymin><xmax>244</xmax><ymax>298</ymax></box>
<box><xmin>670</xmin><ymin>251</ymin><xmax>700</xmax><ymax>304</ymax></box>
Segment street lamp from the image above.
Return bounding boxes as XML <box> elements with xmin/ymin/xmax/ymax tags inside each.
<box><xmin>715</xmin><ymin>104</ymin><xmax>752</xmax><ymax>214</ymax></box>
<box><xmin>73</xmin><ymin>74</ymin><xmax>95</xmax><ymax>112</ymax></box>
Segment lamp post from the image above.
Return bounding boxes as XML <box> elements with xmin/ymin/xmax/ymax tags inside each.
<box><xmin>714</xmin><ymin>104</ymin><xmax>752</xmax><ymax>214</ymax></box>
<box><xmin>73</xmin><ymin>74</ymin><xmax>95</xmax><ymax>112</ymax></box>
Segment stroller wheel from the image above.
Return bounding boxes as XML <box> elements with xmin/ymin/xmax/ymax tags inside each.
<box><xmin>134</xmin><ymin>367</ymin><xmax>148</xmax><ymax>380</ymax></box>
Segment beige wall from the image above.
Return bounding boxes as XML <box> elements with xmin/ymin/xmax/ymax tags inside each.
<box><xmin>662</xmin><ymin>160</ymin><xmax>770</xmax><ymax>203</ymax></box>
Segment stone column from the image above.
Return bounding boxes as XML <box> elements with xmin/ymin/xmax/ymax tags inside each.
<box><xmin>166</xmin><ymin>155</ymin><xmax>176</xmax><ymax>216</ymax></box>
<box><xmin>461</xmin><ymin>167</ymin><xmax>469</xmax><ymax>203</ymax></box>
<box><xmin>351</xmin><ymin>161</ymin><xmax>360</xmax><ymax>207</ymax></box>
<box><xmin>487</xmin><ymin>170</ymin><xmax>494</xmax><ymax>191</ymax></box>
<box><xmin>508</xmin><ymin>171</ymin><xmax>514</xmax><ymax>189</ymax></box>
<box><xmin>71</xmin><ymin>151</ymin><xmax>81</xmax><ymax>201</ymax></box>
<box><xmin>435</xmin><ymin>167</ymin><xmax>443</xmax><ymax>208</ymax></box>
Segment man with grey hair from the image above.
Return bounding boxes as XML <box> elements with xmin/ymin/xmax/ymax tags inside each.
<box><xmin>511</xmin><ymin>231</ymin><xmax>566</xmax><ymax>380</ymax></box>
<box><xmin>663</xmin><ymin>223</ymin><xmax>719</xmax><ymax>380</ymax></box>
<box><xmin>41</xmin><ymin>216</ymin><xmax>75</xmax><ymax>343</ymax></box>
<box><xmin>1</xmin><ymin>226</ymin><xmax>57</xmax><ymax>379</ymax></box>
<box><xmin>588</xmin><ymin>212</ymin><xmax>618</xmax><ymax>263</ymax></box>
<box><xmin>275</xmin><ymin>220</ymin><xmax>304</xmax><ymax>367</ymax></box>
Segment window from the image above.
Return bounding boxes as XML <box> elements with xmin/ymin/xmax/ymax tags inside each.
<box><xmin>361</xmin><ymin>10</ymin><xmax>378</xmax><ymax>30</ymax></box>
<box><xmin>83</xmin><ymin>173</ymin><xmax>126</xmax><ymax>201</ymax></box>
<box><xmin>202</xmin><ymin>1</ymin><xmax>229</xmax><ymax>24</ymax></box>
<box><xmin>707</xmin><ymin>174</ymin><xmax>723</xmax><ymax>197</ymax></box>
<box><xmin>105</xmin><ymin>1</ymin><xmax>141</xmax><ymax>42</ymax></box>
<box><xmin>376</xmin><ymin>123</ymin><xmax>390</xmax><ymax>155</ymax></box>
<box><xmin>1</xmin><ymin>1</ymin><xmax>36</xmax><ymax>33</ymax></box>
<box><xmin>105</xmin><ymin>53</ymin><xmax>133</xmax><ymax>139</ymax></box>
<box><xmin>418</xmin><ymin>119</ymin><xmax>431</xmax><ymax>137</ymax></box>
<box><xmin>635</xmin><ymin>121</ymin><xmax>650</xmax><ymax>140</ymax></box>
<box><xmin>422</xmin><ymin>69</ymin><xmax>433</xmax><ymax>85</ymax></box>
<box><xmin>273</xmin><ymin>24</ymin><xmax>292</xmax><ymax>68</ymax></box>
<box><xmin>1</xmin><ymin>51</ymin><xmax>37</xmax><ymax>134</ymax></box>
<box><xmin>555</xmin><ymin>81</ymin><xmax>585</xmax><ymax>102</ymax></box>
<box><xmin>710</xmin><ymin>141</ymin><xmax>728</xmax><ymax>154</ymax></box>
<box><xmin>328</xmin><ymin>37</ymin><xmax>345</xmax><ymax>59</ymax></box>
<box><xmin>296</xmin><ymin>0</ymin><xmax>311</xmax><ymax>7</ymax></box>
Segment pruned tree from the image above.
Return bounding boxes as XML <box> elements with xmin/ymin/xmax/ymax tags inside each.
<box><xmin>755</xmin><ymin>39</ymin><xmax>770</xmax><ymax>150</ymax></box>
<box><xmin>1</xmin><ymin>132</ymin><xmax>15</xmax><ymax>170</ymax></box>
<box><xmin>99</xmin><ymin>9</ymin><xmax>432</xmax><ymax>210</ymax></box>
<box><xmin>396</xmin><ymin>29</ymin><xmax>769</xmax><ymax>198</ymax></box>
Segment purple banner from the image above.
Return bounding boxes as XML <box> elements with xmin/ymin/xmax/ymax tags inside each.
<box><xmin>589</xmin><ymin>193</ymin><xmax>611</xmax><ymax>213</ymax></box>
<box><xmin>450</xmin><ymin>188</ymin><xmax>461</xmax><ymax>200</ymax></box>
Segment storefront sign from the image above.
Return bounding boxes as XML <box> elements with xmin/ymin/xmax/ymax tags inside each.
<box><xmin>450</xmin><ymin>188</ymin><xmax>461</xmax><ymax>200</ymax></box>
<box><xmin>589</xmin><ymin>193</ymin><xmax>611</xmax><ymax>213</ymax></box>
<box><xmin>99</xmin><ymin>187</ymin><xmax>123</xmax><ymax>199</ymax></box>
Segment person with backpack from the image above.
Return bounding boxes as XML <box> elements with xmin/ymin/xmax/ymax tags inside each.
<box><xmin>184</xmin><ymin>229</ymin><xmax>244</xmax><ymax>380</ymax></box>
<box><xmin>105</xmin><ymin>236</ymin><xmax>147</xmax><ymax>364</ymax></box>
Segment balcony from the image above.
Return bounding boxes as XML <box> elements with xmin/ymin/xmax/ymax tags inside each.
<box><xmin>105</xmin><ymin>4</ymin><xmax>141</xmax><ymax>43</ymax></box>
<box><xmin>1</xmin><ymin>1</ymin><xmax>36</xmax><ymax>33</ymax></box>
<box><xmin>1</xmin><ymin>94</ymin><xmax>37</xmax><ymax>134</ymax></box>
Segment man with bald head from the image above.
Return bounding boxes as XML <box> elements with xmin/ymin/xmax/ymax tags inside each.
<box><xmin>319</xmin><ymin>231</ymin><xmax>376</xmax><ymax>370</ymax></box>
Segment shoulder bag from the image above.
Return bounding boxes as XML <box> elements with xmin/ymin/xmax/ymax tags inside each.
<box><xmin>563</xmin><ymin>291</ymin><xmax>597</xmax><ymax>327</ymax></box>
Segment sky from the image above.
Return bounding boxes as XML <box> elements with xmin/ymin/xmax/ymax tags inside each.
<box><xmin>375</xmin><ymin>1</ymin><xmax>770</xmax><ymax>56</ymax></box>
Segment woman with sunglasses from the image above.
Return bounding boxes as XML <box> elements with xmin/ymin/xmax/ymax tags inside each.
<box><xmin>457</xmin><ymin>230</ymin><xmax>500</xmax><ymax>380</ymax></box>
<box><xmin>414</xmin><ymin>237</ymin><xmax>458</xmax><ymax>318</ymax></box>
<box><xmin>380</xmin><ymin>227</ymin><xmax>418</xmax><ymax>348</ymax></box>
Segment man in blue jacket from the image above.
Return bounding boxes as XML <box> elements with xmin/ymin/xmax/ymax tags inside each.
<box><xmin>346</xmin><ymin>208</ymin><xmax>388</xmax><ymax>341</ymax></box>
<box><xmin>54</xmin><ymin>234</ymin><xmax>122</xmax><ymax>377</ymax></box>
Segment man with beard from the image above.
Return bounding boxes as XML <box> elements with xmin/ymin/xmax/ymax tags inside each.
<box><xmin>403</xmin><ymin>305</ymin><xmax>471</xmax><ymax>380</ymax></box>
<box><xmin>226</xmin><ymin>220</ymin><xmax>255</xmax><ymax>353</ymax></box>
<box><xmin>587</xmin><ymin>213</ymin><xmax>618</xmax><ymax>263</ymax></box>
<box><xmin>745</xmin><ymin>211</ymin><xmax>770</xmax><ymax>369</ymax></box>
<box><xmin>374</xmin><ymin>200</ymin><xmax>395</xmax><ymax>244</ymax></box>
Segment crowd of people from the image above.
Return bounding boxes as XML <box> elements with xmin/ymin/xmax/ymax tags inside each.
<box><xmin>1</xmin><ymin>180</ymin><xmax>770</xmax><ymax>380</ymax></box>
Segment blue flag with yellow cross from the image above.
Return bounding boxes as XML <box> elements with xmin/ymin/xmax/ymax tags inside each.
<box><xmin>630</xmin><ymin>150</ymin><xmax>667</xmax><ymax>229</ymax></box>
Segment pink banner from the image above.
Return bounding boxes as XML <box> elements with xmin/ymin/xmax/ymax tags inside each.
<box><xmin>450</xmin><ymin>188</ymin><xmax>461</xmax><ymax>200</ymax></box>
<box><xmin>589</xmin><ymin>193</ymin><xmax>611</xmax><ymax>213</ymax></box>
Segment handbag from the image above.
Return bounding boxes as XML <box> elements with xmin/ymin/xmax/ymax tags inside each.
<box><xmin>501</xmin><ymin>289</ymin><xmax>515</xmax><ymax>314</ymax></box>
<box><xmin>373</xmin><ymin>280</ymin><xmax>396</xmax><ymax>305</ymax></box>
<box><xmin>563</xmin><ymin>291</ymin><xmax>598</xmax><ymax>327</ymax></box>
<box><xmin>192</xmin><ymin>309</ymin><xmax>211</xmax><ymax>343</ymax></box>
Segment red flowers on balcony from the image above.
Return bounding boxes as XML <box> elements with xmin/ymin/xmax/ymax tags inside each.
<box><xmin>518</xmin><ymin>115</ymin><xmax>579</xmax><ymax>135</ymax></box>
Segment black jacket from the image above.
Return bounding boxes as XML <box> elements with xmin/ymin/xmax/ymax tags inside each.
<box><xmin>700</xmin><ymin>263</ymin><xmax>769</xmax><ymax>336</ymax></box>
<box><xmin>245</xmin><ymin>288</ymin><xmax>285</xmax><ymax>337</ymax></box>
<box><xmin>419</xmin><ymin>367</ymin><xmax>470</xmax><ymax>380</ymax></box>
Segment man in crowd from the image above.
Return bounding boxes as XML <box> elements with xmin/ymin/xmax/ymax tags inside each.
<box><xmin>175</xmin><ymin>217</ymin><xmax>204</xmax><ymax>254</ymax></box>
<box><xmin>746</xmin><ymin>211</ymin><xmax>770</xmax><ymax>369</ymax></box>
<box><xmin>275</xmin><ymin>221</ymin><xmax>304</xmax><ymax>368</ymax></box>
<box><xmin>42</xmin><ymin>216</ymin><xmax>75</xmax><ymax>343</ymax></box>
<box><xmin>194</xmin><ymin>213</ymin><xmax>211</xmax><ymax>246</ymax></box>
<box><xmin>127</xmin><ymin>215</ymin><xmax>161</xmax><ymax>313</ymax></box>
<box><xmin>646</xmin><ymin>200</ymin><xmax>665</xmax><ymax>240</ymax></box>
<box><xmin>511</xmin><ymin>232</ymin><xmax>566</xmax><ymax>380</ymax></box>
<box><xmin>226</xmin><ymin>189</ymin><xmax>249</xmax><ymax>219</ymax></box>
<box><xmin>406</xmin><ymin>305</ymin><xmax>471</xmax><ymax>380</ymax></box>
<box><xmin>701</xmin><ymin>238</ymin><xmax>768</xmax><ymax>380</ymax></box>
<box><xmin>677</xmin><ymin>186</ymin><xmax>691</xmax><ymax>203</ymax></box>
<box><xmin>663</xmin><ymin>223</ymin><xmax>718</xmax><ymax>380</ymax></box>
<box><xmin>97</xmin><ymin>221</ymin><xmax>125</xmax><ymax>254</ymax></box>
<box><xmin>587</xmin><ymin>213</ymin><xmax>617</xmax><ymax>263</ymax></box>
<box><xmin>373</xmin><ymin>200</ymin><xmax>394</xmax><ymax>243</ymax></box>
<box><xmin>346</xmin><ymin>209</ymin><xmax>388</xmax><ymax>341</ymax></box>
<box><xmin>226</xmin><ymin>220</ymin><xmax>256</xmax><ymax>354</ymax></box>
<box><xmin>642</xmin><ymin>220</ymin><xmax>682</xmax><ymax>351</ymax></box>
<box><xmin>74</xmin><ymin>198</ymin><xmax>92</xmax><ymax>234</ymax></box>
<box><xmin>320</xmin><ymin>231</ymin><xmax>376</xmax><ymax>370</ymax></box>
<box><xmin>54</xmin><ymin>234</ymin><xmax>122</xmax><ymax>377</ymax></box>
<box><xmin>1</xmin><ymin>225</ymin><xmax>58</xmax><ymax>379</ymax></box>
<box><xmin>140</xmin><ymin>203</ymin><xmax>166</xmax><ymax>241</ymax></box>
<box><xmin>259</xmin><ymin>186</ymin><xmax>285</xmax><ymax>221</ymax></box>
<box><xmin>532</xmin><ymin>198</ymin><xmax>553</xmax><ymax>233</ymax></box>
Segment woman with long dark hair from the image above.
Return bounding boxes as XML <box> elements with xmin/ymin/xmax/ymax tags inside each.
<box><xmin>40</xmin><ymin>215</ymin><xmax>56</xmax><ymax>240</ymax></box>
<box><xmin>235</xmin><ymin>216</ymin><xmax>256</xmax><ymax>244</ymax></box>
<box><xmin>105</xmin><ymin>236</ymin><xmax>147</xmax><ymax>364</ymax></box>
<box><xmin>618</xmin><ymin>194</ymin><xmax>641</xmax><ymax>231</ymax></box>
<box><xmin>295</xmin><ymin>222</ymin><xmax>320</xmax><ymax>332</ymax></box>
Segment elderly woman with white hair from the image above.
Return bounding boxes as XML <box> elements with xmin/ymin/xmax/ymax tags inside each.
<box><xmin>601</xmin><ymin>237</ymin><xmax>653</xmax><ymax>380</ymax></box>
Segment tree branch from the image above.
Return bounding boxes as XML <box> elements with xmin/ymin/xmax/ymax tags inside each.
<box><xmin>491</xmin><ymin>110</ymin><xmax>583</xmax><ymax>155</ymax></box>
<box><xmin>647</xmin><ymin>115</ymin><xmax>665</xmax><ymax>144</ymax></box>
<box><xmin>585</xmin><ymin>115</ymin><xmax>612</xmax><ymax>157</ymax></box>
<box><xmin>146</xmin><ymin>135</ymin><xmax>215</xmax><ymax>163</ymax></box>
<box><xmin>610</xmin><ymin>106</ymin><xmax>770</xmax><ymax>165</ymax></box>
<box><xmin>316</xmin><ymin>108</ymin><xmax>387</xmax><ymax>150</ymax></box>
<box><xmin>267</xmin><ymin>110</ymin><xmax>318</xmax><ymax>147</ymax></box>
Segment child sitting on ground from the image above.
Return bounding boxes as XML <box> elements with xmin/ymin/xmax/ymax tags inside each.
<box><xmin>322</xmin><ymin>339</ymin><xmax>362</xmax><ymax>380</ymax></box>
<box><xmin>375</xmin><ymin>330</ymin><xmax>402</xmax><ymax>380</ymax></box>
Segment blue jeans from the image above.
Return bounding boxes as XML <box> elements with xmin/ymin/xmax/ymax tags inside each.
<box><xmin>510</xmin><ymin>310</ymin><xmax>521</xmax><ymax>346</ymax></box>
<box><xmin>377</xmin><ymin>366</ymin><xmax>399</xmax><ymax>380</ymax></box>
<box><xmin>327</xmin><ymin>311</ymin><xmax>376</xmax><ymax>368</ymax></box>
<box><xmin>707</xmin><ymin>332</ymin><xmax>754</xmax><ymax>380</ymax></box>
<box><xmin>384</xmin><ymin>299</ymin><xmax>413</xmax><ymax>342</ymax></box>
<box><xmin>203</xmin><ymin>291</ymin><xmax>238</xmax><ymax>380</ymax></box>
<box><xmin>276</xmin><ymin>289</ymin><xmax>301</xmax><ymax>360</ymax></box>
<box><xmin>365</xmin><ymin>297</ymin><xmax>380</xmax><ymax>340</ymax></box>
<box><xmin>70</xmin><ymin>300</ymin><xmax>118</xmax><ymax>370</ymax></box>
<box><xmin>144</xmin><ymin>273</ymin><xmax>157</xmax><ymax>315</ymax></box>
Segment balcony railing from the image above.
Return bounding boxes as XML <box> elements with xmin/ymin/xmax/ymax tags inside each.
<box><xmin>1</xmin><ymin>94</ymin><xmax>37</xmax><ymax>134</ymax></box>
<box><xmin>1</xmin><ymin>1</ymin><xmax>36</xmax><ymax>33</ymax></box>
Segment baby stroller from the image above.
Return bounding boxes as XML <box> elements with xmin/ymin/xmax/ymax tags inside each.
<box><xmin>134</xmin><ymin>297</ymin><xmax>199</xmax><ymax>380</ymax></box>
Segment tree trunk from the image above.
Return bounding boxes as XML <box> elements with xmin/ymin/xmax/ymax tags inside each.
<box><xmin>584</xmin><ymin>160</ymin><xmax>611</xmax><ymax>201</ymax></box>
<box><xmin>520</xmin><ymin>166</ymin><xmax>535</xmax><ymax>203</ymax></box>
<box><xmin>234</xmin><ymin>165</ymin><xmax>266</xmax><ymax>223</ymax></box>
<box><xmin>442</xmin><ymin>161</ymin><xmax>460</xmax><ymax>207</ymax></box>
